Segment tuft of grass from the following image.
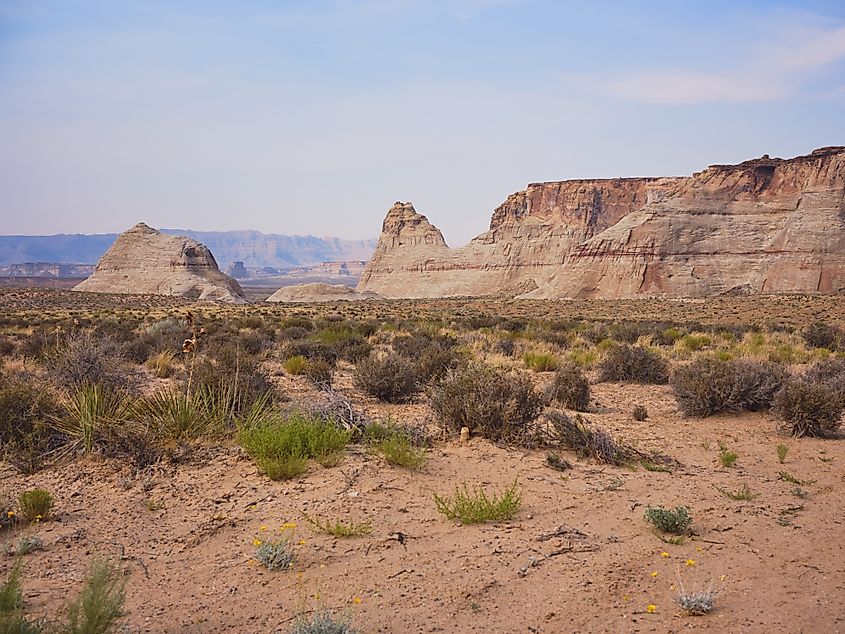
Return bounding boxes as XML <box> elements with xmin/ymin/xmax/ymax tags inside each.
<box><xmin>303</xmin><ymin>514</ymin><xmax>372</xmax><ymax>538</ymax></box>
<box><xmin>641</xmin><ymin>460</ymin><xmax>672</xmax><ymax>473</ymax></box>
<box><xmin>644</xmin><ymin>506</ymin><xmax>692</xmax><ymax>534</ymax></box>
<box><xmin>716</xmin><ymin>484</ymin><xmax>757</xmax><ymax>501</ymax></box>
<box><xmin>145</xmin><ymin>350</ymin><xmax>177</xmax><ymax>378</ymax></box>
<box><xmin>238</xmin><ymin>412</ymin><xmax>351</xmax><ymax>480</ymax></box>
<box><xmin>290</xmin><ymin>609</ymin><xmax>359</xmax><ymax>634</ymax></box>
<box><xmin>365</xmin><ymin>425</ymin><xmax>426</xmax><ymax>469</ymax></box>
<box><xmin>523</xmin><ymin>351</ymin><xmax>559</xmax><ymax>372</ymax></box>
<box><xmin>18</xmin><ymin>489</ymin><xmax>53</xmax><ymax>522</ymax></box>
<box><xmin>282</xmin><ymin>355</ymin><xmax>308</xmax><ymax>375</ymax></box>
<box><xmin>717</xmin><ymin>442</ymin><xmax>738</xmax><ymax>468</ymax></box>
<box><xmin>61</xmin><ymin>559</ymin><xmax>126</xmax><ymax>634</ymax></box>
<box><xmin>0</xmin><ymin>560</ymin><xmax>23</xmax><ymax>614</ymax></box>
<box><xmin>776</xmin><ymin>444</ymin><xmax>789</xmax><ymax>464</ymax></box>
<box><xmin>255</xmin><ymin>539</ymin><xmax>295</xmax><ymax>571</ymax></box>
<box><xmin>434</xmin><ymin>480</ymin><xmax>521</xmax><ymax>525</ymax></box>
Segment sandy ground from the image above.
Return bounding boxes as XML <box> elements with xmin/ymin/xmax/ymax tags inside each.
<box><xmin>2</xmin><ymin>371</ymin><xmax>844</xmax><ymax>634</ymax></box>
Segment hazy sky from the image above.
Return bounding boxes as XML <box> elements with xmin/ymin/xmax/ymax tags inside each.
<box><xmin>1</xmin><ymin>0</ymin><xmax>844</xmax><ymax>245</ymax></box>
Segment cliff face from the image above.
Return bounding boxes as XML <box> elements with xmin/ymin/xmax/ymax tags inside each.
<box><xmin>358</xmin><ymin>147</ymin><xmax>845</xmax><ymax>299</ymax></box>
<box><xmin>74</xmin><ymin>223</ymin><xmax>245</xmax><ymax>302</ymax></box>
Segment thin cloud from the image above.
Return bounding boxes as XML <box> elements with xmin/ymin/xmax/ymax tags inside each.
<box><xmin>591</xmin><ymin>19</ymin><xmax>845</xmax><ymax>105</ymax></box>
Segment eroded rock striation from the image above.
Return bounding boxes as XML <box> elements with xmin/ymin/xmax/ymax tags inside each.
<box><xmin>266</xmin><ymin>283</ymin><xmax>379</xmax><ymax>303</ymax></box>
<box><xmin>358</xmin><ymin>147</ymin><xmax>845</xmax><ymax>298</ymax></box>
<box><xmin>74</xmin><ymin>223</ymin><xmax>245</xmax><ymax>302</ymax></box>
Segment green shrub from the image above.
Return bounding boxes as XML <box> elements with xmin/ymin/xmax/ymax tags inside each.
<box><xmin>0</xmin><ymin>560</ymin><xmax>23</xmax><ymax>615</ymax></box>
<box><xmin>434</xmin><ymin>481</ymin><xmax>521</xmax><ymax>524</ymax></box>
<box><xmin>303</xmin><ymin>514</ymin><xmax>372</xmax><ymax>538</ymax></box>
<box><xmin>238</xmin><ymin>412</ymin><xmax>351</xmax><ymax>480</ymax></box>
<box><xmin>772</xmin><ymin>379</ymin><xmax>844</xmax><ymax>438</ymax></box>
<box><xmin>670</xmin><ymin>357</ymin><xmax>786</xmax><ymax>416</ymax></box>
<box><xmin>255</xmin><ymin>538</ymin><xmax>295</xmax><ymax>571</ymax></box>
<box><xmin>429</xmin><ymin>365</ymin><xmax>544</xmax><ymax>443</ymax></box>
<box><xmin>18</xmin><ymin>489</ymin><xmax>53</xmax><ymax>521</ymax></box>
<box><xmin>545</xmin><ymin>363</ymin><xmax>590</xmax><ymax>411</ymax></box>
<box><xmin>354</xmin><ymin>352</ymin><xmax>419</xmax><ymax>403</ymax></box>
<box><xmin>644</xmin><ymin>506</ymin><xmax>692</xmax><ymax>533</ymax></box>
<box><xmin>523</xmin><ymin>351</ymin><xmax>560</xmax><ymax>372</ymax></box>
<box><xmin>598</xmin><ymin>345</ymin><xmax>668</xmax><ymax>384</ymax></box>
<box><xmin>368</xmin><ymin>427</ymin><xmax>426</xmax><ymax>469</ymax></box>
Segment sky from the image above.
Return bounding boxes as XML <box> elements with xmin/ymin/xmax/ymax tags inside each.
<box><xmin>1</xmin><ymin>0</ymin><xmax>844</xmax><ymax>245</ymax></box>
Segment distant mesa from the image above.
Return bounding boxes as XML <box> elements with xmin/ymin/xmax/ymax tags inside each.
<box><xmin>227</xmin><ymin>261</ymin><xmax>249</xmax><ymax>279</ymax></box>
<box><xmin>357</xmin><ymin>147</ymin><xmax>845</xmax><ymax>299</ymax></box>
<box><xmin>266</xmin><ymin>283</ymin><xmax>380</xmax><ymax>303</ymax></box>
<box><xmin>74</xmin><ymin>223</ymin><xmax>245</xmax><ymax>303</ymax></box>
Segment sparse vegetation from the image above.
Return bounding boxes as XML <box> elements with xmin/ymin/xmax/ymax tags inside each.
<box><xmin>777</xmin><ymin>444</ymin><xmax>789</xmax><ymax>464</ymax></box>
<box><xmin>772</xmin><ymin>379</ymin><xmax>844</xmax><ymax>438</ymax></box>
<box><xmin>18</xmin><ymin>489</ymin><xmax>53</xmax><ymax>521</ymax></box>
<box><xmin>255</xmin><ymin>538</ymin><xmax>296</xmax><ymax>571</ymax></box>
<box><xmin>303</xmin><ymin>514</ymin><xmax>372</xmax><ymax>538</ymax></box>
<box><xmin>434</xmin><ymin>481</ymin><xmax>521</xmax><ymax>525</ymax></box>
<box><xmin>644</xmin><ymin>506</ymin><xmax>692</xmax><ymax>534</ymax></box>
<box><xmin>354</xmin><ymin>352</ymin><xmax>420</xmax><ymax>403</ymax></box>
<box><xmin>523</xmin><ymin>351</ymin><xmax>559</xmax><ymax>372</ymax></box>
<box><xmin>545</xmin><ymin>453</ymin><xmax>571</xmax><ymax>471</ymax></box>
<box><xmin>545</xmin><ymin>363</ymin><xmax>590</xmax><ymax>411</ymax></box>
<box><xmin>716</xmin><ymin>484</ymin><xmax>757</xmax><ymax>501</ymax></box>
<box><xmin>718</xmin><ymin>443</ymin><xmax>738</xmax><ymax>468</ymax></box>
<box><xmin>632</xmin><ymin>405</ymin><xmax>648</xmax><ymax>421</ymax></box>
<box><xmin>598</xmin><ymin>344</ymin><xmax>669</xmax><ymax>384</ymax></box>
<box><xmin>290</xmin><ymin>610</ymin><xmax>359</xmax><ymax>634</ymax></box>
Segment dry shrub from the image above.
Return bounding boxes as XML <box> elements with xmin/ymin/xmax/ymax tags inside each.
<box><xmin>545</xmin><ymin>362</ymin><xmax>590</xmax><ymax>411</ymax></box>
<box><xmin>428</xmin><ymin>365</ymin><xmax>544</xmax><ymax>443</ymax></box>
<box><xmin>598</xmin><ymin>344</ymin><xmax>669</xmax><ymax>384</ymax></box>
<box><xmin>47</xmin><ymin>331</ymin><xmax>131</xmax><ymax>392</ymax></box>
<box><xmin>803</xmin><ymin>358</ymin><xmax>845</xmax><ymax>409</ymax></box>
<box><xmin>354</xmin><ymin>352</ymin><xmax>419</xmax><ymax>403</ymax></box>
<box><xmin>671</xmin><ymin>357</ymin><xmax>786</xmax><ymax>417</ymax></box>
<box><xmin>189</xmin><ymin>344</ymin><xmax>278</xmax><ymax>411</ymax></box>
<box><xmin>802</xmin><ymin>321</ymin><xmax>841</xmax><ymax>351</ymax></box>
<box><xmin>772</xmin><ymin>379</ymin><xmax>843</xmax><ymax>438</ymax></box>
<box><xmin>0</xmin><ymin>371</ymin><xmax>61</xmax><ymax>473</ymax></box>
<box><xmin>304</xmin><ymin>359</ymin><xmax>334</xmax><ymax>391</ymax></box>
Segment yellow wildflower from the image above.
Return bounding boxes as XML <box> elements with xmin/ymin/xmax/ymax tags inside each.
<box><xmin>720</xmin><ymin>574</ymin><xmax>726</xmax><ymax>582</ymax></box>
<box><xmin>686</xmin><ymin>559</ymin><xmax>696</xmax><ymax>567</ymax></box>
<box><xmin>260</xmin><ymin>525</ymin><xmax>268</xmax><ymax>531</ymax></box>
<box><xmin>6</xmin><ymin>511</ymin><xmax>14</xmax><ymax>517</ymax></box>
<box><xmin>298</xmin><ymin>539</ymin><xmax>306</xmax><ymax>545</ymax></box>
<box><xmin>252</xmin><ymin>538</ymin><xmax>262</xmax><ymax>546</ymax></box>
<box><xmin>647</xmin><ymin>604</ymin><xmax>656</xmax><ymax>614</ymax></box>
<box><xmin>282</xmin><ymin>522</ymin><xmax>297</xmax><ymax>529</ymax></box>
<box><xmin>660</xmin><ymin>551</ymin><xmax>669</xmax><ymax>558</ymax></box>
<box><xmin>650</xmin><ymin>571</ymin><xmax>658</xmax><ymax>577</ymax></box>
<box><xmin>353</xmin><ymin>597</ymin><xmax>362</xmax><ymax>604</ymax></box>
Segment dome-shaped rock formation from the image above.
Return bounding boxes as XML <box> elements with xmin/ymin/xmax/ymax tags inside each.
<box><xmin>74</xmin><ymin>223</ymin><xmax>245</xmax><ymax>302</ymax></box>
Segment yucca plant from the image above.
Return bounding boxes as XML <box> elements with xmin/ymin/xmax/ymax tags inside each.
<box><xmin>52</xmin><ymin>384</ymin><xmax>134</xmax><ymax>454</ymax></box>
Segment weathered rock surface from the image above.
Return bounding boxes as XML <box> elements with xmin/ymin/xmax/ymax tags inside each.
<box><xmin>266</xmin><ymin>283</ymin><xmax>379</xmax><ymax>303</ymax></box>
<box><xmin>358</xmin><ymin>148</ymin><xmax>845</xmax><ymax>298</ymax></box>
<box><xmin>74</xmin><ymin>223</ymin><xmax>245</xmax><ymax>302</ymax></box>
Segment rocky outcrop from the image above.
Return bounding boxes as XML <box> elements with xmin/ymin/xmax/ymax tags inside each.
<box><xmin>358</xmin><ymin>148</ymin><xmax>845</xmax><ymax>298</ymax></box>
<box><xmin>74</xmin><ymin>223</ymin><xmax>245</xmax><ymax>302</ymax></box>
<box><xmin>266</xmin><ymin>283</ymin><xmax>379</xmax><ymax>303</ymax></box>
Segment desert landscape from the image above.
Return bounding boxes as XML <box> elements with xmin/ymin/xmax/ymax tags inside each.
<box><xmin>1</xmin><ymin>287</ymin><xmax>844</xmax><ymax>633</ymax></box>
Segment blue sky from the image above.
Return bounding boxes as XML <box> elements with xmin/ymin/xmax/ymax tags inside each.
<box><xmin>1</xmin><ymin>0</ymin><xmax>844</xmax><ymax>244</ymax></box>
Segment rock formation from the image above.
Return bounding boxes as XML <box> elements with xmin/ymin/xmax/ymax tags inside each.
<box><xmin>74</xmin><ymin>223</ymin><xmax>245</xmax><ymax>302</ymax></box>
<box><xmin>357</xmin><ymin>147</ymin><xmax>845</xmax><ymax>298</ymax></box>
<box><xmin>266</xmin><ymin>283</ymin><xmax>379</xmax><ymax>303</ymax></box>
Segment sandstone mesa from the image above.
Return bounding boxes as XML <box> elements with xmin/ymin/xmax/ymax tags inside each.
<box><xmin>74</xmin><ymin>223</ymin><xmax>245</xmax><ymax>303</ymax></box>
<box><xmin>357</xmin><ymin>147</ymin><xmax>845</xmax><ymax>299</ymax></box>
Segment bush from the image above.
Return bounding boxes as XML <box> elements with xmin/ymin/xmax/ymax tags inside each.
<box><xmin>188</xmin><ymin>344</ymin><xmax>278</xmax><ymax>412</ymax></box>
<box><xmin>238</xmin><ymin>412</ymin><xmax>352</xmax><ymax>480</ymax></box>
<box><xmin>644</xmin><ymin>506</ymin><xmax>692</xmax><ymax>534</ymax></box>
<box><xmin>47</xmin><ymin>331</ymin><xmax>130</xmax><ymax>392</ymax></box>
<box><xmin>772</xmin><ymin>379</ymin><xmax>844</xmax><ymax>438</ymax></box>
<box><xmin>523</xmin><ymin>351</ymin><xmax>559</xmax><ymax>372</ymax></box>
<box><xmin>354</xmin><ymin>352</ymin><xmax>419</xmax><ymax>403</ymax></box>
<box><xmin>62</xmin><ymin>559</ymin><xmax>126</xmax><ymax>634</ymax></box>
<box><xmin>434</xmin><ymin>481</ymin><xmax>521</xmax><ymax>524</ymax></box>
<box><xmin>632</xmin><ymin>405</ymin><xmax>649</xmax><ymax>421</ymax></box>
<box><xmin>366</xmin><ymin>425</ymin><xmax>426</xmax><ymax>469</ymax></box>
<box><xmin>545</xmin><ymin>363</ymin><xmax>590</xmax><ymax>411</ymax></box>
<box><xmin>18</xmin><ymin>489</ymin><xmax>53</xmax><ymax>521</ymax></box>
<box><xmin>0</xmin><ymin>371</ymin><xmax>60</xmax><ymax>472</ymax></box>
<box><xmin>291</xmin><ymin>610</ymin><xmax>359</xmax><ymax>634</ymax></box>
<box><xmin>255</xmin><ymin>538</ymin><xmax>295</xmax><ymax>571</ymax></box>
<box><xmin>412</xmin><ymin>345</ymin><xmax>465</xmax><ymax>384</ymax></box>
<box><xmin>802</xmin><ymin>321</ymin><xmax>841</xmax><ymax>351</ymax></box>
<box><xmin>670</xmin><ymin>357</ymin><xmax>786</xmax><ymax>417</ymax></box>
<box><xmin>598</xmin><ymin>345</ymin><xmax>668</xmax><ymax>384</ymax></box>
<box><xmin>803</xmin><ymin>358</ymin><xmax>845</xmax><ymax>409</ymax></box>
<box><xmin>545</xmin><ymin>410</ymin><xmax>624</xmax><ymax>465</ymax></box>
<box><xmin>304</xmin><ymin>360</ymin><xmax>334</xmax><ymax>391</ymax></box>
<box><xmin>429</xmin><ymin>365</ymin><xmax>544</xmax><ymax>443</ymax></box>
<box><xmin>282</xmin><ymin>355</ymin><xmax>308</xmax><ymax>375</ymax></box>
